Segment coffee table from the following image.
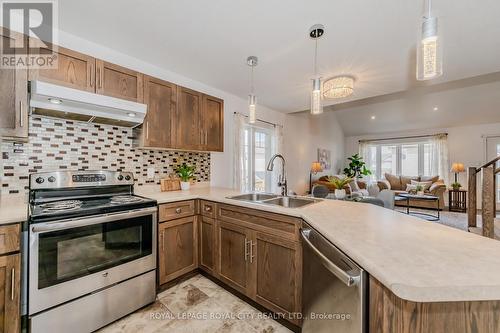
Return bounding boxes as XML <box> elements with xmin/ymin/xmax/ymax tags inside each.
<box><xmin>395</xmin><ymin>193</ymin><xmax>440</xmax><ymax>221</ymax></box>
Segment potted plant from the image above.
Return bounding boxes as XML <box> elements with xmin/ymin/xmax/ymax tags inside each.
<box><xmin>176</xmin><ymin>164</ymin><xmax>195</xmax><ymax>190</ymax></box>
<box><xmin>451</xmin><ymin>182</ymin><xmax>462</xmax><ymax>190</ymax></box>
<box><xmin>343</xmin><ymin>154</ymin><xmax>372</xmax><ymax>179</ymax></box>
<box><xmin>328</xmin><ymin>176</ymin><xmax>353</xmax><ymax>199</ymax></box>
<box><xmin>416</xmin><ymin>184</ymin><xmax>424</xmax><ymax>196</ymax></box>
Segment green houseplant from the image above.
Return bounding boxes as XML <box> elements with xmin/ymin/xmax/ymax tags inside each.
<box><xmin>451</xmin><ymin>182</ymin><xmax>461</xmax><ymax>190</ymax></box>
<box><xmin>328</xmin><ymin>176</ymin><xmax>353</xmax><ymax>199</ymax></box>
<box><xmin>343</xmin><ymin>154</ymin><xmax>372</xmax><ymax>179</ymax></box>
<box><xmin>415</xmin><ymin>184</ymin><xmax>424</xmax><ymax>196</ymax></box>
<box><xmin>176</xmin><ymin>164</ymin><xmax>195</xmax><ymax>190</ymax></box>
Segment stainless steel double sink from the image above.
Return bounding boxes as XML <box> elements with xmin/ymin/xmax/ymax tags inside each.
<box><xmin>227</xmin><ymin>193</ymin><xmax>320</xmax><ymax>208</ymax></box>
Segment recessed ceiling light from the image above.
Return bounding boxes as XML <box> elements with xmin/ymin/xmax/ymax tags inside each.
<box><xmin>371</xmin><ymin>115</ymin><xmax>376</xmax><ymax>120</ymax></box>
<box><xmin>48</xmin><ymin>98</ymin><xmax>62</xmax><ymax>104</ymax></box>
<box><xmin>128</xmin><ymin>112</ymin><xmax>136</xmax><ymax>117</ymax></box>
<box><xmin>433</xmin><ymin>106</ymin><xmax>439</xmax><ymax>111</ymax></box>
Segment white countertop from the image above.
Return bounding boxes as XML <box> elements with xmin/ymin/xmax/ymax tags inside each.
<box><xmin>0</xmin><ymin>195</ymin><xmax>27</xmax><ymax>225</ymax></box>
<box><xmin>136</xmin><ymin>185</ymin><xmax>500</xmax><ymax>303</ymax></box>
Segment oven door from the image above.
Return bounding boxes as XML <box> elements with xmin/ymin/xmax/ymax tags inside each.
<box><xmin>29</xmin><ymin>207</ymin><xmax>157</xmax><ymax>315</ymax></box>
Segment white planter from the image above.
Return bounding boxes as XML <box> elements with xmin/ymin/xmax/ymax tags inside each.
<box><xmin>417</xmin><ymin>191</ymin><xmax>424</xmax><ymax>196</ymax></box>
<box><xmin>334</xmin><ymin>189</ymin><xmax>346</xmax><ymax>199</ymax></box>
<box><xmin>180</xmin><ymin>181</ymin><xmax>190</xmax><ymax>191</ymax></box>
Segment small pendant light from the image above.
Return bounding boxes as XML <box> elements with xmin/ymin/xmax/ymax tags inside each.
<box><xmin>309</xmin><ymin>24</ymin><xmax>325</xmax><ymax>115</ymax></box>
<box><xmin>416</xmin><ymin>0</ymin><xmax>442</xmax><ymax>80</ymax></box>
<box><xmin>247</xmin><ymin>56</ymin><xmax>258</xmax><ymax>123</ymax></box>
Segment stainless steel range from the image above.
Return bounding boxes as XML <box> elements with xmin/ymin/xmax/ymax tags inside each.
<box><xmin>27</xmin><ymin>170</ymin><xmax>157</xmax><ymax>333</ymax></box>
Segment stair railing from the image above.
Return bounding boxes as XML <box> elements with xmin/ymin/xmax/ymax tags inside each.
<box><xmin>468</xmin><ymin>155</ymin><xmax>500</xmax><ymax>238</ymax></box>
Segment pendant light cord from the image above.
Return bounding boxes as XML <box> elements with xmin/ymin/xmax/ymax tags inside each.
<box><xmin>427</xmin><ymin>0</ymin><xmax>432</xmax><ymax>18</ymax></box>
<box><xmin>251</xmin><ymin>64</ymin><xmax>254</xmax><ymax>94</ymax></box>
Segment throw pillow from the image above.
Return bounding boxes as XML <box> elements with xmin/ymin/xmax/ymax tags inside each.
<box><xmin>385</xmin><ymin>173</ymin><xmax>401</xmax><ymax>190</ymax></box>
<box><xmin>401</xmin><ymin>176</ymin><xmax>420</xmax><ymax>189</ymax></box>
<box><xmin>410</xmin><ymin>180</ymin><xmax>432</xmax><ymax>191</ymax></box>
<box><xmin>420</xmin><ymin>175</ymin><xmax>439</xmax><ymax>183</ymax></box>
<box><xmin>406</xmin><ymin>184</ymin><xmax>418</xmax><ymax>192</ymax></box>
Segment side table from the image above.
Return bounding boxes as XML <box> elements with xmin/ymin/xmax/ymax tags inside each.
<box><xmin>448</xmin><ymin>189</ymin><xmax>467</xmax><ymax>213</ymax></box>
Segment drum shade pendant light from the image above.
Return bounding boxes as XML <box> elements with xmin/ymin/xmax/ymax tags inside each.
<box><xmin>416</xmin><ymin>0</ymin><xmax>442</xmax><ymax>80</ymax></box>
<box><xmin>247</xmin><ymin>56</ymin><xmax>258</xmax><ymax>123</ymax></box>
<box><xmin>309</xmin><ymin>24</ymin><xmax>324</xmax><ymax>115</ymax></box>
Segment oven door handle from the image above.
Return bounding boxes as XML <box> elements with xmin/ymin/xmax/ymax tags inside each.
<box><xmin>31</xmin><ymin>207</ymin><xmax>157</xmax><ymax>233</ymax></box>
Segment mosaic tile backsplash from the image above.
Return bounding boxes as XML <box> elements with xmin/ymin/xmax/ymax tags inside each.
<box><xmin>0</xmin><ymin>116</ymin><xmax>210</xmax><ymax>195</ymax></box>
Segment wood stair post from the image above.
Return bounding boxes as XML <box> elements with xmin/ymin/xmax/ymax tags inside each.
<box><xmin>468</xmin><ymin>167</ymin><xmax>477</xmax><ymax>228</ymax></box>
<box><xmin>482</xmin><ymin>166</ymin><xmax>495</xmax><ymax>238</ymax></box>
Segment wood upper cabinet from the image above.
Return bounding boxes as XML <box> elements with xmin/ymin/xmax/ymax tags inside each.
<box><xmin>141</xmin><ymin>76</ymin><xmax>176</xmax><ymax>148</ymax></box>
<box><xmin>0</xmin><ymin>29</ymin><xmax>28</xmax><ymax>139</ymax></box>
<box><xmin>95</xmin><ymin>60</ymin><xmax>143</xmax><ymax>102</ymax></box>
<box><xmin>252</xmin><ymin>232</ymin><xmax>302</xmax><ymax>321</ymax></box>
<box><xmin>217</xmin><ymin>221</ymin><xmax>252</xmax><ymax>295</ymax></box>
<box><xmin>175</xmin><ymin>87</ymin><xmax>202</xmax><ymax>150</ymax></box>
<box><xmin>200</xmin><ymin>94</ymin><xmax>224</xmax><ymax>152</ymax></box>
<box><xmin>29</xmin><ymin>42</ymin><xmax>95</xmax><ymax>92</ymax></box>
<box><xmin>0</xmin><ymin>253</ymin><xmax>20</xmax><ymax>333</ymax></box>
<box><xmin>158</xmin><ymin>216</ymin><xmax>198</xmax><ymax>285</ymax></box>
<box><xmin>199</xmin><ymin>216</ymin><xmax>216</xmax><ymax>275</ymax></box>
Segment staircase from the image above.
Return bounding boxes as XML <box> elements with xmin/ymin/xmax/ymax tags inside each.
<box><xmin>468</xmin><ymin>155</ymin><xmax>500</xmax><ymax>239</ymax></box>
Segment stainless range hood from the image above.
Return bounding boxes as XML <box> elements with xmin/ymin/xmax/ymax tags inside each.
<box><xmin>29</xmin><ymin>80</ymin><xmax>147</xmax><ymax>127</ymax></box>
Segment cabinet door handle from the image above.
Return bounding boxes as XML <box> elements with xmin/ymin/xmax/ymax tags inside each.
<box><xmin>175</xmin><ymin>207</ymin><xmax>182</xmax><ymax>214</ymax></box>
<box><xmin>250</xmin><ymin>240</ymin><xmax>255</xmax><ymax>263</ymax></box>
<box><xmin>204</xmin><ymin>205</ymin><xmax>211</xmax><ymax>212</ymax></box>
<box><xmin>19</xmin><ymin>101</ymin><xmax>24</xmax><ymax>128</ymax></box>
<box><xmin>11</xmin><ymin>268</ymin><xmax>15</xmax><ymax>300</ymax></box>
<box><xmin>244</xmin><ymin>238</ymin><xmax>249</xmax><ymax>262</ymax></box>
<box><xmin>145</xmin><ymin>121</ymin><xmax>149</xmax><ymax>139</ymax></box>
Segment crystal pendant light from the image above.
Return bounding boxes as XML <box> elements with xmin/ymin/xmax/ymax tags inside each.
<box><xmin>309</xmin><ymin>24</ymin><xmax>325</xmax><ymax>115</ymax></box>
<box><xmin>247</xmin><ymin>56</ymin><xmax>258</xmax><ymax>123</ymax></box>
<box><xmin>416</xmin><ymin>0</ymin><xmax>442</xmax><ymax>80</ymax></box>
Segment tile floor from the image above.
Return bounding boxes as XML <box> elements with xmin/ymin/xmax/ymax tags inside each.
<box><xmin>97</xmin><ymin>274</ymin><xmax>292</xmax><ymax>333</ymax></box>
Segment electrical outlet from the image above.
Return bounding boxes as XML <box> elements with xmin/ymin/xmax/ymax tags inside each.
<box><xmin>147</xmin><ymin>167</ymin><xmax>155</xmax><ymax>179</ymax></box>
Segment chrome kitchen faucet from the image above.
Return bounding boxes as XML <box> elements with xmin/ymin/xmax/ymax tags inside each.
<box><xmin>266</xmin><ymin>154</ymin><xmax>287</xmax><ymax>196</ymax></box>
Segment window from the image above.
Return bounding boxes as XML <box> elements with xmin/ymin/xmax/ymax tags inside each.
<box><xmin>361</xmin><ymin>139</ymin><xmax>436</xmax><ymax>179</ymax></box>
<box><xmin>242</xmin><ymin>124</ymin><xmax>276</xmax><ymax>192</ymax></box>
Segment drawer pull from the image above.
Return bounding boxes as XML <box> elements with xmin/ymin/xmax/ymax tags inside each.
<box><xmin>175</xmin><ymin>208</ymin><xmax>182</xmax><ymax>214</ymax></box>
<box><xmin>205</xmin><ymin>205</ymin><xmax>212</xmax><ymax>212</ymax></box>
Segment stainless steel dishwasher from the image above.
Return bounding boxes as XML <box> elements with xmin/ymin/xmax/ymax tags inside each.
<box><xmin>301</xmin><ymin>222</ymin><xmax>367</xmax><ymax>333</ymax></box>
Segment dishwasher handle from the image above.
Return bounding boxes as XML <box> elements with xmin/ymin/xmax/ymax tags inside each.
<box><xmin>300</xmin><ymin>228</ymin><xmax>360</xmax><ymax>287</ymax></box>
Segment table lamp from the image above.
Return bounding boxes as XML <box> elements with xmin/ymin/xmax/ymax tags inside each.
<box><xmin>450</xmin><ymin>162</ymin><xmax>465</xmax><ymax>184</ymax></box>
<box><xmin>309</xmin><ymin>161</ymin><xmax>324</xmax><ymax>193</ymax></box>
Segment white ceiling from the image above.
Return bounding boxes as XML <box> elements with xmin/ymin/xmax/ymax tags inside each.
<box><xmin>332</xmin><ymin>72</ymin><xmax>500</xmax><ymax>136</ymax></box>
<box><xmin>58</xmin><ymin>0</ymin><xmax>500</xmax><ymax>113</ymax></box>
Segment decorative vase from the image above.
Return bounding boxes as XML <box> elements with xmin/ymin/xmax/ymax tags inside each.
<box><xmin>334</xmin><ymin>189</ymin><xmax>346</xmax><ymax>200</ymax></box>
<box><xmin>417</xmin><ymin>190</ymin><xmax>424</xmax><ymax>196</ymax></box>
<box><xmin>180</xmin><ymin>181</ymin><xmax>190</xmax><ymax>191</ymax></box>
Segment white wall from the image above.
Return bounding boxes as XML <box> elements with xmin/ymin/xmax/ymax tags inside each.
<box><xmin>55</xmin><ymin>30</ymin><xmax>286</xmax><ymax>189</ymax></box>
<box><xmin>345</xmin><ymin>122</ymin><xmax>500</xmax><ymax>206</ymax></box>
<box><xmin>284</xmin><ymin>111</ymin><xmax>345</xmax><ymax>195</ymax></box>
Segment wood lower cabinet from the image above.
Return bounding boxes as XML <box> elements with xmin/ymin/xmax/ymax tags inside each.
<box><xmin>252</xmin><ymin>232</ymin><xmax>302</xmax><ymax>320</ymax></box>
<box><xmin>0</xmin><ymin>253</ymin><xmax>20</xmax><ymax>333</ymax></box>
<box><xmin>175</xmin><ymin>87</ymin><xmax>202</xmax><ymax>150</ymax></box>
<box><xmin>0</xmin><ymin>29</ymin><xmax>28</xmax><ymax>140</ymax></box>
<box><xmin>198</xmin><ymin>216</ymin><xmax>216</xmax><ymax>275</ymax></box>
<box><xmin>200</xmin><ymin>95</ymin><xmax>224</xmax><ymax>152</ymax></box>
<box><xmin>369</xmin><ymin>277</ymin><xmax>500</xmax><ymax>333</ymax></box>
<box><xmin>96</xmin><ymin>60</ymin><xmax>143</xmax><ymax>102</ymax></box>
<box><xmin>217</xmin><ymin>221</ymin><xmax>253</xmax><ymax>295</ymax></box>
<box><xmin>158</xmin><ymin>216</ymin><xmax>198</xmax><ymax>284</ymax></box>
<box><xmin>29</xmin><ymin>42</ymin><xmax>95</xmax><ymax>92</ymax></box>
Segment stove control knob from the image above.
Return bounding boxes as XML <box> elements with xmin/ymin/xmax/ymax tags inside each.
<box><xmin>35</xmin><ymin>177</ymin><xmax>45</xmax><ymax>184</ymax></box>
<box><xmin>125</xmin><ymin>175</ymin><xmax>131</xmax><ymax>181</ymax></box>
<box><xmin>48</xmin><ymin>176</ymin><xmax>56</xmax><ymax>183</ymax></box>
<box><xmin>117</xmin><ymin>175</ymin><xmax>124</xmax><ymax>181</ymax></box>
